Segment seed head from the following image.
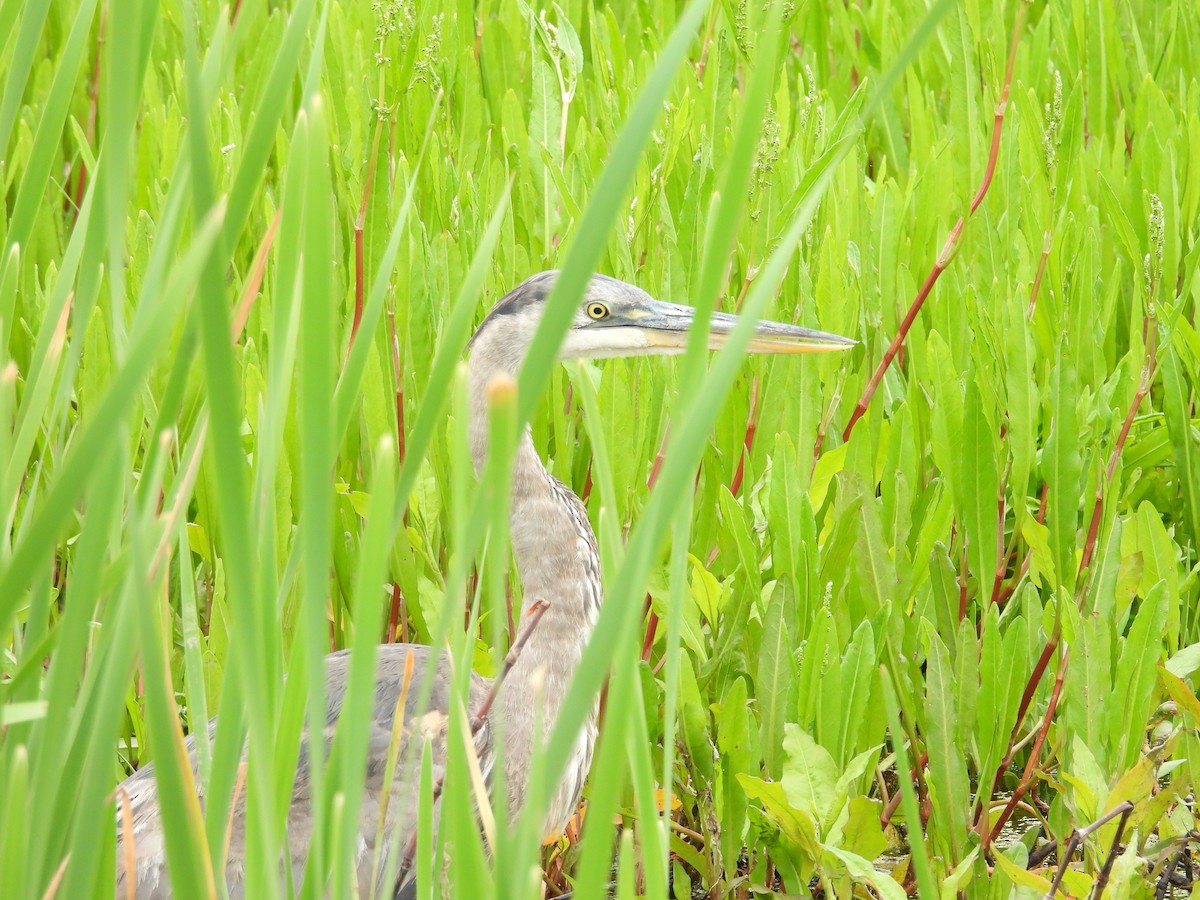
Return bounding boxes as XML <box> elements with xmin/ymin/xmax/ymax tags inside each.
<box><xmin>1145</xmin><ymin>193</ymin><xmax>1165</xmax><ymax>305</ymax></box>
<box><xmin>412</xmin><ymin>14</ymin><xmax>444</xmax><ymax>90</ymax></box>
<box><xmin>1042</xmin><ymin>70</ymin><xmax>1063</xmax><ymax>178</ymax></box>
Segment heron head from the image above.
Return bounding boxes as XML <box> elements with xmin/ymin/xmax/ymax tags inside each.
<box><xmin>469</xmin><ymin>270</ymin><xmax>855</xmax><ymax>371</ymax></box>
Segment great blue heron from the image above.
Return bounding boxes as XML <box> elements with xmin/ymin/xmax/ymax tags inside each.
<box><xmin>114</xmin><ymin>271</ymin><xmax>853</xmax><ymax>898</ymax></box>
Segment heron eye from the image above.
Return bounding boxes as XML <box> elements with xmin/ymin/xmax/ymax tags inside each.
<box><xmin>586</xmin><ymin>302</ymin><xmax>609</xmax><ymax>320</ymax></box>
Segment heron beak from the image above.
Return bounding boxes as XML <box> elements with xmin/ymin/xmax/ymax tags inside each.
<box><xmin>629</xmin><ymin>300</ymin><xmax>856</xmax><ymax>354</ymax></box>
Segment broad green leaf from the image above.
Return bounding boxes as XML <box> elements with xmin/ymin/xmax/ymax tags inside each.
<box><xmin>835</xmin><ymin>797</ymin><xmax>888</xmax><ymax>863</ymax></box>
<box><xmin>678</xmin><ymin>652</ymin><xmax>713</xmax><ymax>784</ymax></box>
<box><xmin>1113</xmin><ymin>580</ymin><xmax>1168</xmax><ymax>769</ymax></box>
<box><xmin>718</xmin><ymin>487</ymin><xmax>761</xmax><ymax>598</ymax></box>
<box><xmin>758</xmin><ymin>580</ymin><xmax>795</xmax><ymax>779</ymax></box>
<box><xmin>1158</xmin><ymin>667</ymin><xmax>1200</xmax><ymax>728</ymax></box>
<box><xmin>958</xmin><ymin>373</ymin><xmax>999</xmax><ymax>594</ymax></box>
<box><xmin>993</xmin><ymin>845</ymin><xmax>1054</xmax><ymax>892</ymax></box>
<box><xmin>923</xmin><ymin>629</ymin><xmax>968</xmax><ymax>864</ymax></box>
<box><xmin>808</xmin><ymin>441</ymin><xmax>847</xmax><ymax>511</ymax></box>
<box><xmin>737</xmin><ymin>774</ymin><xmax>822</xmax><ymax>858</ymax></box>
<box><xmin>715</xmin><ymin>676</ymin><xmax>753</xmax><ymax>883</ymax></box>
<box><xmin>1162</xmin><ymin>349</ymin><xmax>1200</xmax><ymax>552</ymax></box>
<box><xmin>689</xmin><ymin>555</ymin><xmax>726</xmax><ymax>623</ymax></box>
<box><xmin>1062</xmin><ymin>596</ymin><xmax>1112</xmax><ymax>769</ymax></box>
<box><xmin>1165</xmin><ymin>642</ymin><xmax>1200</xmax><ymax>680</ymax></box>
<box><xmin>926</xmin><ymin>331</ymin><xmax>963</xmax><ymax>491</ymax></box>
<box><xmin>781</xmin><ymin>724</ymin><xmax>840</xmax><ymax>832</ymax></box>
<box><xmin>833</xmin><ymin>621</ymin><xmax>876</xmax><ymax>765</ymax></box>
<box><xmin>823</xmin><ymin>846</ymin><xmax>906</xmax><ymax>900</ymax></box>
<box><xmin>939</xmin><ymin>847</ymin><xmax>979</xmax><ymax>900</ymax></box>
<box><xmin>1064</xmin><ymin>736</ymin><xmax>1108</xmax><ymax>822</ymax></box>
<box><xmin>852</xmin><ymin>476</ymin><xmax>895</xmax><ymax>617</ymax></box>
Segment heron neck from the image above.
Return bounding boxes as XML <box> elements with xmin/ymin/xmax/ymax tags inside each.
<box><xmin>466</xmin><ymin>358</ymin><xmax>600</xmax><ymax>642</ymax></box>
<box><xmin>468</xmin><ymin>350</ymin><xmax>601</xmax><ymax>827</ymax></box>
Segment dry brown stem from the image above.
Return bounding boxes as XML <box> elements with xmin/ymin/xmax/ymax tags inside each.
<box><xmin>470</xmin><ymin>599</ymin><xmax>551</xmax><ymax>729</ymax></box>
<box><xmin>1040</xmin><ymin>800</ymin><xmax>1133</xmax><ymax>900</ymax></box>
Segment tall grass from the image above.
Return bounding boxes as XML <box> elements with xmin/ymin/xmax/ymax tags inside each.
<box><xmin>2</xmin><ymin>0</ymin><xmax>1199</xmax><ymax>898</ymax></box>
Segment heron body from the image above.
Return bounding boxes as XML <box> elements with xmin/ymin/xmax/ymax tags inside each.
<box><xmin>115</xmin><ymin>271</ymin><xmax>852</xmax><ymax>898</ymax></box>
<box><xmin>116</xmin><ymin>648</ymin><xmax>493</xmax><ymax>897</ymax></box>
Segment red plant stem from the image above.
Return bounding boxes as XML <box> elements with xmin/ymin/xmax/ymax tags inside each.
<box><xmin>471</xmin><ymin>599</ymin><xmax>551</xmax><ymax>725</ymax></box>
<box><xmin>994</xmin><ymin>499</ymin><xmax>1022</xmax><ymax>599</ymax></box>
<box><xmin>988</xmin><ymin>645</ymin><xmax>1068</xmax><ymax>846</ymax></box>
<box><xmin>729</xmin><ymin>376</ymin><xmax>759</xmax><ymax>497</ymax></box>
<box><xmin>702</xmin><ymin>378</ymin><xmax>763</xmax><ymax>565</ymax></box>
<box><xmin>1003</xmin><ymin>631</ymin><xmax>1057</xmax><ymax>770</ymax></box>
<box><xmin>648</xmin><ymin>422</ymin><xmax>670</xmax><ymax>489</ymax></box>
<box><xmin>641</xmin><ymin>609</ymin><xmax>659</xmax><ymax>662</ymax></box>
<box><xmin>976</xmin><ymin>624</ymin><xmax>1060</xmax><ymax>836</ymax></box>
<box><xmin>997</xmin><ymin>482</ymin><xmax>1048</xmax><ymax>605</ymax></box>
<box><xmin>958</xmin><ymin>540</ymin><xmax>969</xmax><ymax>622</ymax></box>
<box><xmin>580</xmin><ymin>459</ymin><xmax>593</xmax><ymax>504</ymax></box>
<box><xmin>1078</xmin><ymin>491</ymin><xmax>1105</xmax><ymax>581</ymax></box>
<box><xmin>843</xmin><ymin>5</ymin><xmax>1025</xmax><ymax>442</ymax></box>
<box><xmin>810</xmin><ymin>384</ymin><xmax>844</xmax><ymax>470</ymax></box>
<box><xmin>843</xmin><ymin>261</ymin><xmax>939</xmax><ymax>442</ymax></box>
<box><xmin>639</xmin><ymin>596</ymin><xmax>654</xmax><ymax>672</ymax></box>
<box><xmin>1026</xmin><ymin>230</ymin><xmax>1051</xmax><ymax>318</ymax></box>
<box><xmin>350</xmin><ymin>117</ymin><xmax>386</xmax><ymax>351</ymax></box>
<box><xmin>694</xmin><ymin>5</ymin><xmax>719</xmax><ymax>81</ymax></box>
<box><xmin>388</xmin><ymin>582</ymin><xmax>403</xmax><ymax>642</ymax></box>
<box><xmin>473</xmin><ymin>4</ymin><xmax>485</xmax><ymax>60</ymax></box>
<box><xmin>73</xmin><ymin>7</ymin><xmax>106</xmax><ymax>220</ymax></box>
<box><xmin>987</xmin><ymin>312</ymin><xmax>1155</xmax><ymax>835</ymax></box>
<box><xmin>388</xmin><ymin>309</ymin><xmax>406</xmax><ymax>464</ymax></box>
<box><xmin>880</xmin><ymin>751</ymin><xmax>928</xmax><ymax>829</ymax></box>
<box><xmin>850</xmin><ymin>29</ymin><xmax>861</xmax><ymax>92</ymax></box>
<box><xmin>642</xmin><ymin>416</ymin><xmax>679</xmax><ymax>668</ymax></box>
<box><xmin>1078</xmin><ymin>324</ymin><xmax>1157</xmax><ymax>578</ymax></box>
<box><xmin>988</xmin><ymin>493</ymin><xmax>1007</xmax><ymax>605</ymax></box>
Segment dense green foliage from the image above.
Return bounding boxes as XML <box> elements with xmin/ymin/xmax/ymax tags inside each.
<box><xmin>1</xmin><ymin>0</ymin><xmax>1198</xmax><ymax>897</ymax></box>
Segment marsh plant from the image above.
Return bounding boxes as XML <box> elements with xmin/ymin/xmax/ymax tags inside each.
<box><xmin>0</xmin><ymin>0</ymin><xmax>1198</xmax><ymax>897</ymax></box>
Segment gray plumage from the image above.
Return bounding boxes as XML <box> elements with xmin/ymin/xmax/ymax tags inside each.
<box><xmin>116</xmin><ymin>648</ymin><xmax>490</xmax><ymax>898</ymax></box>
<box><xmin>114</xmin><ymin>271</ymin><xmax>852</xmax><ymax>898</ymax></box>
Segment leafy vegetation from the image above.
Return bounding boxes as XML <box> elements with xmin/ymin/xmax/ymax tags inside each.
<box><xmin>1</xmin><ymin>0</ymin><xmax>1198</xmax><ymax>897</ymax></box>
